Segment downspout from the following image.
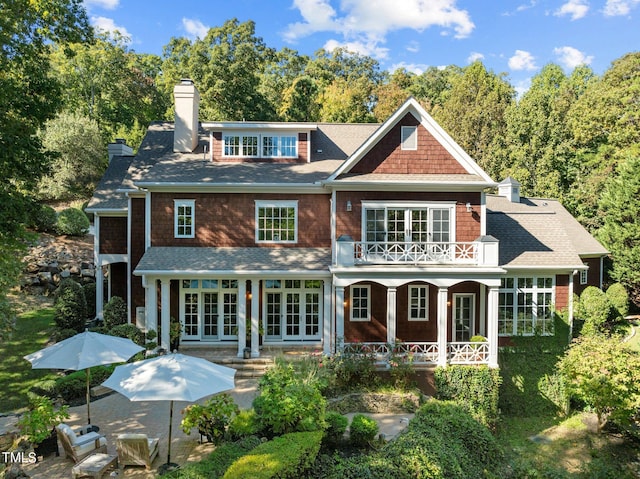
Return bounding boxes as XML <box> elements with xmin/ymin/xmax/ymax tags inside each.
<box><xmin>568</xmin><ymin>270</ymin><xmax>577</xmax><ymax>341</ymax></box>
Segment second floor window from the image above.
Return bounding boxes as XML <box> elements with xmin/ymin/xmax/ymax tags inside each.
<box><xmin>224</xmin><ymin>133</ymin><xmax>298</xmax><ymax>158</ymax></box>
<box><xmin>223</xmin><ymin>134</ymin><xmax>259</xmax><ymax>157</ymax></box>
<box><xmin>363</xmin><ymin>203</ymin><xmax>454</xmax><ymax>244</ymax></box>
<box><xmin>174</xmin><ymin>199</ymin><xmax>195</xmax><ymax>238</ymax></box>
<box><xmin>255</xmin><ymin>200</ymin><xmax>297</xmax><ymax>243</ymax></box>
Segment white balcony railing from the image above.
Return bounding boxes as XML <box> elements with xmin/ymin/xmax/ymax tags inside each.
<box><xmin>336</xmin><ymin>237</ymin><xmax>498</xmax><ymax>267</ymax></box>
<box><xmin>341</xmin><ymin>341</ymin><xmax>489</xmax><ymax>365</ymax></box>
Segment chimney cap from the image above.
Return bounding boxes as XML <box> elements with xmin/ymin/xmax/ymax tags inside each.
<box><xmin>180</xmin><ymin>78</ymin><xmax>194</xmax><ymax>85</ymax></box>
<box><xmin>498</xmin><ymin>176</ymin><xmax>521</xmax><ymax>187</ymax></box>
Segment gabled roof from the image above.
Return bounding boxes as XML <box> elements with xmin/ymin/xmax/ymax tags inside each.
<box><xmin>326</xmin><ymin>97</ymin><xmax>495</xmax><ymax>185</ymax></box>
<box><xmin>487</xmin><ymin>195</ymin><xmax>608</xmax><ymax>269</ymax></box>
<box><xmin>86</xmin><ymin>155</ymin><xmax>134</xmax><ymax>212</ymax></box>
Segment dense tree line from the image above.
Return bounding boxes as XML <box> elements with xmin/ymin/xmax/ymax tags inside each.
<box><xmin>2</xmin><ymin>5</ymin><xmax>639</xmax><ymax>336</ymax></box>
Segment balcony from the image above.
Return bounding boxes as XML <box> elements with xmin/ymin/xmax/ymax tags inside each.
<box><xmin>335</xmin><ymin>236</ymin><xmax>499</xmax><ymax>267</ymax></box>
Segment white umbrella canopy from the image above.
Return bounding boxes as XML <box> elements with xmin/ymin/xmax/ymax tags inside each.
<box><xmin>24</xmin><ymin>330</ymin><xmax>145</xmax><ymax>424</ymax></box>
<box><xmin>102</xmin><ymin>353</ymin><xmax>236</xmax><ymax>471</ymax></box>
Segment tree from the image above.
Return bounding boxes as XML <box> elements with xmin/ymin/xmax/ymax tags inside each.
<box><xmin>597</xmin><ymin>153</ymin><xmax>640</xmax><ymax>306</ymax></box>
<box><xmin>259</xmin><ymin>47</ymin><xmax>310</xmax><ymax>121</ymax></box>
<box><xmin>54</xmin><ymin>279</ymin><xmax>88</xmax><ymax>332</ymax></box>
<box><xmin>433</xmin><ymin>61</ymin><xmax>514</xmax><ymax>175</ymax></box>
<box><xmin>0</xmin><ymin>0</ymin><xmax>91</xmax><ymax>338</ymax></box>
<box><xmin>38</xmin><ymin>111</ymin><xmax>107</xmax><ymax>200</ymax></box>
<box><xmin>558</xmin><ymin>335</ymin><xmax>640</xmax><ymax>432</ymax></box>
<box><xmin>577</xmin><ymin>286</ymin><xmax>618</xmax><ymax>336</ymax></box>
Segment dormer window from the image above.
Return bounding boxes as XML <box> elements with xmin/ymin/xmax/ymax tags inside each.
<box><xmin>223</xmin><ymin>133</ymin><xmax>297</xmax><ymax>158</ymax></box>
<box><xmin>223</xmin><ymin>134</ymin><xmax>258</xmax><ymax>157</ymax></box>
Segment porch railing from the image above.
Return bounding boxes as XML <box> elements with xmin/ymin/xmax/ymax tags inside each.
<box><xmin>341</xmin><ymin>341</ymin><xmax>489</xmax><ymax>365</ymax></box>
<box><xmin>336</xmin><ymin>237</ymin><xmax>498</xmax><ymax>267</ymax></box>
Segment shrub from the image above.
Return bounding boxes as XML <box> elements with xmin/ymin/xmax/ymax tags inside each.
<box><xmin>54</xmin><ymin>374</ymin><xmax>87</xmax><ymax>402</ymax></box>
<box><xmin>606</xmin><ymin>282</ymin><xmax>629</xmax><ymax>319</ymax></box>
<box><xmin>228</xmin><ymin>409</ymin><xmax>261</xmax><ymax>440</ymax></box>
<box><xmin>324</xmin><ymin>411</ymin><xmax>348</xmax><ymax>445</ymax></box>
<box><xmin>388</xmin><ymin>343</ymin><xmax>416</xmax><ymax>390</ymax></box>
<box><xmin>434</xmin><ymin>365</ymin><xmax>501</xmax><ymax>428</ymax></box>
<box><xmin>32</xmin><ymin>204</ymin><xmax>57</xmax><ymax>233</ymax></box>
<box><xmin>53</xmin><ymin>278</ymin><xmax>87</xmax><ymax>332</ymax></box>
<box><xmin>222</xmin><ymin>431</ymin><xmax>323</xmax><ymax>479</ymax></box>
<box><xmin>181</xmin><ymin>393</ymin><xmax>239</xmax><ymax>444</ymax></box>
<box><xmin>578</xmin><ymin>286</ymin><xmax>617</xmax><ymax>336</ymax></box>
<box><xmin>349</xmin><ymin>414</ymin><xmax>378</xmax><ymax>447</ymax></box>
<box><xmin>253</xmin><ymin>362</ymin><xmax>326</xmax><ymax>435</ymax></box>
<box><xmin>102</xmin><ymin>296</ymin><xmax>127</xmax><ymax>329</ymax></box>
<box><xmin>55</xmin><ymin>207</ymin><xmax>89</xmax><ymax>236</ymax></box>
<box><xmin>322</xmin><ymin>348</ymin><xmax>377</xmax><ymax>394</ymax></box>
<box><xmin>108</xmin><ymin>324</ymin><xmax>144</xmax><ymax>346</ymax></box>
<box><xmin>82</xmin><ymin>282</ymin><xmax>96</xmax><ymax>320</ymax></box>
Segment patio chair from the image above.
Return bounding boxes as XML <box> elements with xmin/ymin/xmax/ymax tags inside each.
<box><xmin>115</xmin><ymin>433</ymin><xmax>159</xmax><ymax>470</ymax></box>
<box><xmin>56</xmin><ymin>423</ymin><xmax>107</xmax><ymax>463</ymax></box>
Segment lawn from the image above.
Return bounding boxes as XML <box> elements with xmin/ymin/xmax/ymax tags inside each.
<box><xmin>0</xmin><ymin>307</ymin><xmax>60</xmax><ymax>413</ymax></box>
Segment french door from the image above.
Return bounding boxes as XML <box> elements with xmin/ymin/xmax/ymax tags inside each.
<box><xmin>365</xmin><ymin>205</ymin><xmax>452</xmax><ymax>243</ymax></box>
<box><xmin>264</xmin><ymin>280</ymin><xmax>322</xmax><ymax>341</ymax></box>
<box><xmin>453</xmin><ymin>294</ymin><xmax>475</xmax><ymax>342</ymax></box>
<box><xmin>181</xmin><ymin>280</ymin><xmax>238</xmax><ymax>341</ymax></box>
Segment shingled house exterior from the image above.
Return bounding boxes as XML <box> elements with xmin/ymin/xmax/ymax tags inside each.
<box><xmin>87</xmin><ymin>80</ymin><xmax>608</xmax><ymax>367</ymax></box>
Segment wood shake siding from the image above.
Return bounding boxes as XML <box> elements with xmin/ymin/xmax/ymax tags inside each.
<box><xmin>336</xmin><ymin>191</ymin><xmax>481</xmax><ymax>242</ymax></box>
<box><xmin>555</xmin><ymin>275</ymin><xmax>569</xmax><ymax>311</ymax></box>
<box><xmin>574</xmin><ymin>257</ymin><xmax>602</xmax><ymax>295</ymax></box>
<box><xmin>99</xmin><ymin>217</ymin><xmax>127</xmax><ymax>254</ymax></box>
<box><xmin>151</xmin><ymin>192</ymin><xmax>331</xmax><ymax>247</ymax></box>
<box><xmin>351</xmin><ymin>113</ymin><xmax>468</xmax><ymax>175</ymax></box>
<box><xmin>130</xmin><ymin>197</ymin><xmax>146</xmax><ymax>323</ymax></box>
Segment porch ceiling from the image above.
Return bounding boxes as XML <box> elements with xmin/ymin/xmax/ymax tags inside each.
<box><xmin>133</xmin><ymin>246</ymin><xmax>331</xmax><ymax>276</ymax></box>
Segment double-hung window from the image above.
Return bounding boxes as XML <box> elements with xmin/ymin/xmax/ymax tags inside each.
<box><xmin>498</xmin><ymin>277</ymin><xmax>554</xmax><ymax>336</ymax></box>
<box><xmin>255</xmin><ymin>200</ymin><xmax>298</xmax><ymax>243</ymax></box>
<box><xmin>350</xmin><ymin>285</ymin><xmax>370</xmax><ymax>321</ymax></box>
<box><xmin>408</xmin><ymin>285</ymin><xmax>429</xmax><ymax>321</ymax></box>
<box><xmin>262</xmin><ymin>135</ymin><xmax>297</xmax><ymax>157</ymax></box>
<box><xmin>174</xmin><ymin>199</ymin><xmax>195</xmax><ymax>238</ymax></box>
<box><xmin>223</xmin><ymin>134</ymin><xmax>259</xmax><ymax>157</ymax></box>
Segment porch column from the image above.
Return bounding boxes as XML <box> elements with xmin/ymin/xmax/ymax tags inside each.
<box><xmin>145</xmin><ymin>278</ymin><xmax>157</xmax><ymax>333</ymax></box>
<box><xmin>250</xmin><ymin>280</ymin><xmax>260</xmax><ymax>358</ymax></box>
<box><xmin>95</xmin><ymin>263</ymin><xmax>104</xmax><ymax>320</ymax></box>
<box><xmin>237</xmin><ymin>280</ymin><xmax>247</xmax><ymax>358</ymax></box>
<box><xmin>323</xmin><ymin>280</ymin><xmax>332</xmax><ymax>356</ymax></box>
<box><xmin>386</xmin><ymin>288</ymin><xmax>397</xmax><ymax>346</ymax></box>
<box><xmin>160</xmin><ymin>279</ymin><xmax>171</xmax><ymax>351</ymax></box>
<box><xmin>335</xmin><ymin>286</ymin><xmax>345</xmax><ymax>353</ymax></box>
<box><xmin>479</xmin><ymin>284</ymin><xmax>486</xmax><ymax>337</ymax></box>
<box><xmin>437</xmin><ymin>287</ymin><xmax>448</xmax><ymax>367</ymax></box>
<box><xmin>487</xmin><ymin>286</ymin><xmax>499</xmax><ymax>368</ymax></box>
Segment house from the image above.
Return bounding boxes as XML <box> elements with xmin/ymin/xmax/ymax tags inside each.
<box><xmin>86</xmin><ymin>79</ymin><xmax>608</xmax><ymax>368</ymax></box>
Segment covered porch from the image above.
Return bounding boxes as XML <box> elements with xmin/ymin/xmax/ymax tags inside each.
<box><xmin>331</xmin><ymin>273</ymin><xmax>503</xmax><ymax>368</ymax></box>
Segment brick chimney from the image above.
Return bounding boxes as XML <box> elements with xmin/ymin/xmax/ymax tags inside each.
<box><xmin>107</xmin><ymin>138</ymin><xmax>133</xmax><ymax>162</ymax></box>
<box><xmin>173</xmin><ymin>79</ymin><xmax>200</xmax><ymax>152</ymax></box>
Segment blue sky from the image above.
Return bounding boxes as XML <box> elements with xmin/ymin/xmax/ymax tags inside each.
<box><xmin>83</xmin><ymin>0</ymin><xmax>639</xmax><ymax>94</ymax></box>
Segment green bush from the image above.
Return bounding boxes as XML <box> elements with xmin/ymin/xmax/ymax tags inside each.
<box><xmin>32</xmin><ymin>204</ymin><xmax>57</xmax><ymax>233</ymax></box>
<box><xmin>324</xmin><ymin>411</ymin><xmax>348</xmax><ymax>445</ymax></box>
<box><xmin>82</xmin><ymin>282</ymin><xmax>96</xmax><ymax>320</ymax></box>
<box><xmin>53</xmin><ymin>279</ymin><xmax>87</xmax><ymax>332</ymax></box>
<box><xmin>102</xmin><ymin>296</ymin><xmax>127</xmax><ymax>329</ymax></box>
<box><xmin>54</xmin><ymin>374</ymin><xmax>86</xmax><ymax>402</ymax></box>
<box><xmin>228</xmin><ymin>409</ymin><xmax>261</xmax><ymax>440</ymax></box>
<box><xmin>434</xmin><ymin>365</ymin><xmax>501</xmax><ymax>428</ymax></box>
<box><xmin>323</xmin><ymin>348</ymin><xmax>377</xmax><ymax>394</ymax></box>
<box><xmin>223</xmin><ymin>431</ymin><xmax>323</xmax><ymax>479</ymax></box>
<box><xmin>181</xmin><ymin>393</ymin><xmax>239</xmax><ymax>444</ymax></box>
<box><xmin>349</xmin><ymin>414</ymin><xmax>378</xmax><ymax>447</ymax></box>
<box><xmin>253</xmin><ymin>362</ymin><xmax>326</xmax><ymax>435</ymax></box>
<box><xmin>577</xmin><ymin>286</ymin><xmax>620</xmax><ymax>336</ymax></box>
<box><xmin>55</xmin><ymin>207</ymin><xmax>89</xmax><ymax>236</ymax></box>
<box><xmin>606</xmin><ymin>282</ymin><xmax>629</xmax><ymax>319</ymax></box>
<box><xmin>108</xmin><ymin>324</ymin><xmax>144</xmax><ymax>346</ymax></box>
<box><xmin>164</xmin><ymin>436</ymin><xmax>262</xmax><ymax>479</ymax></box>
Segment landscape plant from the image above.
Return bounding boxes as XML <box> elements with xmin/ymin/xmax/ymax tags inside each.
<box><xmin>323</xmin><ymin>411</ymin><xmax>348</xmax><ymax>445</ymax></box>
<box><xmin>55</xmin><ymin>207</ymin><xmax>90</xmax><ymax>236</ymax></box>
<box><xmin>348</xmin><ymin>414</ymin><xmax>379</xmax><ymax>447</ymax></box>
<box><xmin>102</xmin><ymin>296</ymin><xmax>127</xmax><ymax>329</ymax></box>
<box><xmin>53</xmin><ymin>278</ymin><xmax>87</xmax><ymax>332</ymax></box>
<box><xmin>17</xmin><ymin>396</ymin><xmax>70</xmax><ymax>445</ymax></box>
<box><xmin>181</xmin><ymin>393</ymin><xmax>239</xmax><ymax>444</ymax></box>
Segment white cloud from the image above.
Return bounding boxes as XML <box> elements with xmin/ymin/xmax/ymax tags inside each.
<box><xmin>91</xmin><ymin>16</ymin><xmax>130</xmax><ymax>39</ymax></box>
<box><xmin>182</xmin><ymin>18</ymin><xmax>209</xmax><ymax>41</ymax></box>
<box><xmin>553</xmin><ymin>46</ymin><xmax>594</xmax><ymax>69</ymax></box>
<box><xmin>508</xmin><ymin>50</ymin><xmax>537</xmax><ymax>71</ymax></box>
<box><xmin>285</xmin><ymin>0</ymin><xmax>474</xmax><ymax>60</ymax></box>
<box><xmin>323</xmin><ymin>38</ymin><xmax>390</xmax><ymax>60</ymax></box>
<box><xmin>603</xmin><ymin>0</ymin><xmax>640</xmax><ymax>15</ymax></box>
<box><xmin>554</xmin><ymin>0</ymin><xmax>590</xmax><ymax>20</ymax></box>
<box><xmin>84</xmin><ymin>0</ymin><xmax>119</xmax><ymax>10</ymax></box>
<box><xmin>389</xmin><ymin>61</ymin><xmax>430</xmax><ymax>74</ymax></box>
<box><xmin>467</xmin><ymin>52</ymin><xmax>485</xmax><ymax>63</ymax></box>
<box><xmin>406</xmin><ymin>41</ymin><xmax>420</xmax><ymax>53</ymax></box>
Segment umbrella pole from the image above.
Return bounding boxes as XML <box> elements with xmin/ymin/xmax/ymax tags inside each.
<box><xmin>159</xmin><ymin>400</ymin><xmax>179</xmax><ymax>474</ymax></box>
<box><xmin>86</xmin><ymin>368</ymin><xmax>91</xmax><ymax>425</ymax></box>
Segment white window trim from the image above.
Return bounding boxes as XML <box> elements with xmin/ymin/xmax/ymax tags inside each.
<box><xmin>401</xmin><ymin>125</ymin><xmax>417</xmax><ymax>150</ymax></box>
<box><xmin>262</xmin><ymin>134</ymin><xmax>298</xmax><ymax>158</ymax></box>
<box><xmin>255</xmin><ymin>200</ymin><xmax>298</xmax><ymax>244</ymax></box>
<box><xmin>350</xmin><ymin>285</ymin><xmax>371</xmax><ymax>322</ymax></box>
<box><xmin>262</xmin><ymin>279</ymin><xmax>323</xmax><ymax>340</ymax></box>
<box><xmin>580</xmin><ymin>269</ymin><xmax>588</xmax><ymax>285</ymax></box>
<box><xmin>174</xmin><ymin>199</ymin><xmax>195</xmax><ymax>238</ymax></box>
<box><xmin>408</xmin><ymin>285</ymin><xmax>429</xmax><ymax>321</ymax></box>
<box><xmin>453</xmin><ymin>293</ymin><xmax>476</xmax><ymax>339</ymax></box>
<box><xmin>498</xmin><ymin>276</ymin><xmax>555</xmax><ymax>337</ymax></box>
<box><xmin>223</xmin><ymin>132</ymin><xmax>298</xmax><ymax>158</ymax></box>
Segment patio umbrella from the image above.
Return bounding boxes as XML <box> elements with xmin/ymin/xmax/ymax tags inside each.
<box><xmin>24</xmin><ymin>330</ymin><xmax>145</xmax><ymax>425</ymax></box>
<box><xmin>101</xmin><ymin>352</ymin><xmax>236</xmax><ymax>472</ymax></box>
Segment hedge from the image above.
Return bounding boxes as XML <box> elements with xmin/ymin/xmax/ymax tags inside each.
<box><xmin>223</xmin><ymin>431</ymin><xmax>323</xmax><ymax>479</ymax></box>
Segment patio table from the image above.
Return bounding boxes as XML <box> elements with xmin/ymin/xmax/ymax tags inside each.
<box><xmin>71</xmin><ymin>452</ymin><xmax>118</xmax><ymax>479</ymax></box>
